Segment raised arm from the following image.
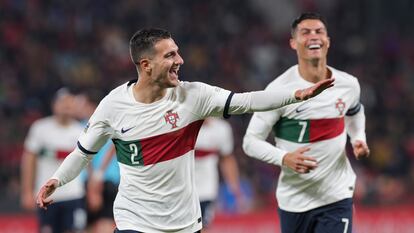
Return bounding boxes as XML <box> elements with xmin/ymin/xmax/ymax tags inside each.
<box><xmin>227</xmin><ymin>78</ymin><xmax>334</xmax><ymax>115</ymax></box>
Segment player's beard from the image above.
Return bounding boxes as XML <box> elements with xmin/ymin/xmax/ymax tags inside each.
<box><xmin>154</xmin><ymin>71</ymin><xmax>179</xmax><ymax>88</ymax></box>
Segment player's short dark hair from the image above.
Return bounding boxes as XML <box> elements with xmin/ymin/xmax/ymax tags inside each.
<box><xmin>129</xmin><ymin>28</ymin><xmax>172</xmax><ymax>64</ymax></box>
<box><xmin>291</xmin><ymin>12</ymin><xmax>327</xmax><ymax>37</ymax></box>
<box><xmin>83</xmin><ymin>89</ymin><xmax>104</xmax><ymax>106</ymax></box>
<box><xmin>52</xmin><ymin>87</ymin><xmax>71</xmax><ymax>104</ymax></box>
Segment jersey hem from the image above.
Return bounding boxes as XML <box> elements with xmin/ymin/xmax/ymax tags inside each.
<box><xmin>277</xmin><ymin>193</ymin><xmax>353</xmax><ymax>213</ymax></box>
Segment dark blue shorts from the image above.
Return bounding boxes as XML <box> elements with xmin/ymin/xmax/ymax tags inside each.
<box><xmin>37</xmin><ymin>198</ymin><xmax>86</xmax><ymax>233</ymax></box>
<box><xmin>278</xmin><ymin>198</ymin><xmax>353</xmax><ymax>233</ymax></box>
<box><xmin>87</xmin><ymin>181</ymin><xmax>118</xmax><ymax>224</ymax></box>
<box><xmin>200</xmin><ymin>200</ymin><xmax>215</xmax><ymax>227</ymax></box>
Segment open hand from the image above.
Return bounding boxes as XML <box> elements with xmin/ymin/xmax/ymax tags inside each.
<box><xmin>295</xmin><ymin>78</ymin><xmax>335</xmax><ymax>100</ymax></box>
<box><xmin>36</xmin><ymin>179</ymin><xmax>58</xmax><ymax>210</ymax></box>
<box><xmin>353</xmin><ymin>140</ymin><xmax>370</xmax><ymax>160</ymax></box>
<box><xmin>282</xmin><ymin>147</ymin><xmax>318</xmax><ymax>174</ymax></box>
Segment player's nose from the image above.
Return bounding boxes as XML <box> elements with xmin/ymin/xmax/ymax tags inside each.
<box><xmin>176</xmin><ymin>53</ymin><xmax>184</xmax><ymax>65</ymax></box>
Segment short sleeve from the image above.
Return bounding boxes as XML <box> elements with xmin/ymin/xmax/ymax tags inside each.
<box><xmin>78</xmin><ymin>99</ymin><xmax>114</xmax><ymax>154</ymax></box>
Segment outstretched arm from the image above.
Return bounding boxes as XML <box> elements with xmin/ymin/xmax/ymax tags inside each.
<box><xmin>228</xmin><ymin>78</ymin><xmax>334</xmax><ymax>115</ymax></box>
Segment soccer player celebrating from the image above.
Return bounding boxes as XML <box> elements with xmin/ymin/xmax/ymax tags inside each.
<box><xmin>37</xmin><ymin>28</ymin><xmax>333</xmax><ymax>233</ymax></box>
<box><xmin>243</xmin><ymin>13</ymin><xmax>370</xmax><ymax>233</ymax></box>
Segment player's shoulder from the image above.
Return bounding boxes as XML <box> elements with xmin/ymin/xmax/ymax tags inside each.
<box><xmin>178</xmin><ymin>81</ymin><xmax>209</xmax><ymax>90</ymax></box>
<box><xmin>30</xmin><ymin>116</ymin><xmax>81</xmax><ymax>130</ymax></box>
<box><xmin>99</xmin><ymin>81</ymin><xmax>132</xmax><ymax>107</ymax></box>
<box><xmin>30</xmin><ymin>116</ymin><xmax>54</xmax><ymax>128</ymax></box>
<box><xmin>330</xmin><ymin>66</ymin><xmax>359</xmax><ymax>86</ymax></box>
<box><xmin>177</xmin><ymin>81</ymin><xmax>221</xmax><ymax>96</ymax></box>
<box><xmin>105</xmin><ymin>81</ymin><xmax>130</xmax><ymax>100</ymax></box>
<box><xmin>266</xmin><ymin>65</ymin><xmax>298</xmax><ymax>89</ymax></box>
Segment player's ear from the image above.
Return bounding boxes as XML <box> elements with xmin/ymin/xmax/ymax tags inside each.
<box><xmin>290</xmin><ymin>38</ymin><xmax>297</xmax><ymax>50</ymax></box>
<box><xmin>139</xmin><ymin>58</ymin><xmax>152</xmax><ymax>73</ymax></box>
<box><xmin>326</xmin><ymin>36</ymin><xmax>330</xmax><ymax>49</ymax></box>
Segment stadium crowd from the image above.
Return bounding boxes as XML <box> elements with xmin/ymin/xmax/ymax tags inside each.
<box><xmin>1</xmin><ymin>0</ymin><xmax>414</xmax><ymax>213</ymax></box>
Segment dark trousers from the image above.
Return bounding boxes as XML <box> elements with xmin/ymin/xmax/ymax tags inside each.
<box><xmin>279</xmin><ymin>198</ymin><xmax>353</xmax><ymax>233</ymax></box>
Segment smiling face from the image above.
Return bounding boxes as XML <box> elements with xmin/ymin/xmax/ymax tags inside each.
<box><xmin>141</xmin><ymin>38</ymin><xmax>184</xmax><ymax>88</ymax></box>
<box><xmin>290</xmin><ymin>19</ymin><xmax>330</xmax><ymax>63</ymax></box>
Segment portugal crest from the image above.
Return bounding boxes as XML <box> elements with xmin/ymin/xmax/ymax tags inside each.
<box><xmin>164</xmin><ymin>110</ymin><xmax>179</xmax><ymax>129</ymax></box>
<box><xmin>335</xmin><ymin>98</ymin><xmax>346</xmax><ymax>115</ymax></box>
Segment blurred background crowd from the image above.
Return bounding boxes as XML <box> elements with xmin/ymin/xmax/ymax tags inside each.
<box><xmin>1</xmin><ymin>0</ymin><xmax>414</xmax><ymax>215</ymax></box>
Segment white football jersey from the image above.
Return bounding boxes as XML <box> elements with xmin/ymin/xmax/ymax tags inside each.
<box><xmin>24</xmin><ymin>117</ymin><xmax>84</xmax><ymax>202</ymax></box>
<box><xmin>245</xmin><ymin>65</ymin><xmax>364</xmax><ymax>212</ymax></box>
<box><xmin>78</xmin><ymin>81</ymin><xmax>231</xmax><ymax>232</ymax></box>
<box><xmin>194</xmin><ymin>118</ymin><xmax>234</xmax><ymax>201</ymax></box>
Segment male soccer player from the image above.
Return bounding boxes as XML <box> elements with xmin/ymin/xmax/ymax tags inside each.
<box><xmin>243</xmin><ymin>13</ymin><xmax>370</xmax><ymax>233</ymax></box>
<box><xmin>21</xmin><ymin>88</ymin><xmax>86</xmax><ymax>233</ymax></box>
<box><xmin>37</xmin><ymin>28</ymin><xmax>334</xmax><ymax>233</ymax></box>
<box><xmin>194</xmin><ymin>117</ymin><xmax>241</xmax><ymax>227</ymax></box>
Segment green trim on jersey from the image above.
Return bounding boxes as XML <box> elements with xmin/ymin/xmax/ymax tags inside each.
<box><xmin>273</xmin><ymin>118</ymin><xmax>310</xmax><ymax>143</ymax></box>
<box><xmin>113</xmin><ymin>139</ymin><xmax>144</xmax><ymax>166</ymax></box>
<box><xmin>273</xmin><ymin>117</ymin><xmax>345</xmax><ymax>143</ymax></box>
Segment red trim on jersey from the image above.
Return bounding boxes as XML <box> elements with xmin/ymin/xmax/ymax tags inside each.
<box><xmin>56</xmin><ymin>150</ymin><xmax>72</xmax><ymax>160</ymax></box>
<box><xmin>195</xmin><ymin>149</ymin><xmax>219</xmax><ymax>158</ymax></box>
<box><xmin>309</xmin><ymin>117</ymin><xmax>344</xmax><ymax>142</ymax></box>
<box><xmin>140</xmin><ymin>120</ymin><xmax>204</xmax><ymax>165</ymax></box>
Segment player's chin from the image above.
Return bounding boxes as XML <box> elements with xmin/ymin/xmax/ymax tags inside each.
<box><xmin>168</xmin><ymin>74</ymin><xmax>180</xmax><ymax>86</ymax></box>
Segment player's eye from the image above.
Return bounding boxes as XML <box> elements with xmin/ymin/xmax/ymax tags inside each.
<box><xmin>165</xmin><ymin>52</ymin><xmax>175</xmax><ymax>58</ymax></box>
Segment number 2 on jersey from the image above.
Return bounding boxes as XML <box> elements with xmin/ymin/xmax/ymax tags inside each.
<box><xmin>129</xmin><ymin>143</ymin><xmax>140</xmax><ymax>164</ymax></box>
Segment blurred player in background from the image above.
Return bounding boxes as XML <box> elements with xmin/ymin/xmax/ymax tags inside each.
<box><xmin>74</xmin><ymin>91</ymin><xmax>119</xmax><ymax>233</ymax></box>
<box><xmin>243</xmin><ymin>12</ymin><xmax>370</xmax><ymax>233</ymax></box>
<box><xmin>20</xmin><ymin>88</ymin><xmax>86</xmax><ymax>233</ymax></box>
<box><xmin>194</xmin><ymin>117</ymin><xmax>241</xmax><ymax>228</ymax></box>
<box><xmin>36</xmin><ymin>28</ymin><xmax>334</xmax><ymax>233</ymax></box>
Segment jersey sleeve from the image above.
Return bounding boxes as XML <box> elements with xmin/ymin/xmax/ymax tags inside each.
<box><xmin>345</xmin><ymin>77</ymin><xmax>367</xmax><ymax>143</ymax></box>
<box><xmin>186</xmin><ymin>82</ymin><xmax>231</xmax><ymax>118</ymax></box>
<box><xmin>78</xmin><ymin>99</ymin><xmax>114</xmax><ymax>154</ymax></box>
<box><xmin>24</xmin><ymin>121</ymin><xmax>43</xmax><ymax>154</ymax></box>
<box><xmin>346</xmin><ymin>76</ymin><xmax>362</xmax><ymax>115</ymax></box>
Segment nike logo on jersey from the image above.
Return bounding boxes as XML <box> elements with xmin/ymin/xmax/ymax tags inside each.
<box><xmin>295</xmin><ymin>105</ymin><xmax>308</xmax><ymax>113</ymax></box>
<box><xmin>121</xmin><ymin>126</ymin><xmax>135</xmax><ymax>134</ymax></box>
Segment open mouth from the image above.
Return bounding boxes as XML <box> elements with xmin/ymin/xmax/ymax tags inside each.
<box><xmin>308</xmin><ymin>44</ymin><xmax>321</xmax><ymax>50</ymax></box>
<box><xmin>169</xmin><ymin>66</ymin><xmax>179</xmax><ymax>78</ymax></box>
